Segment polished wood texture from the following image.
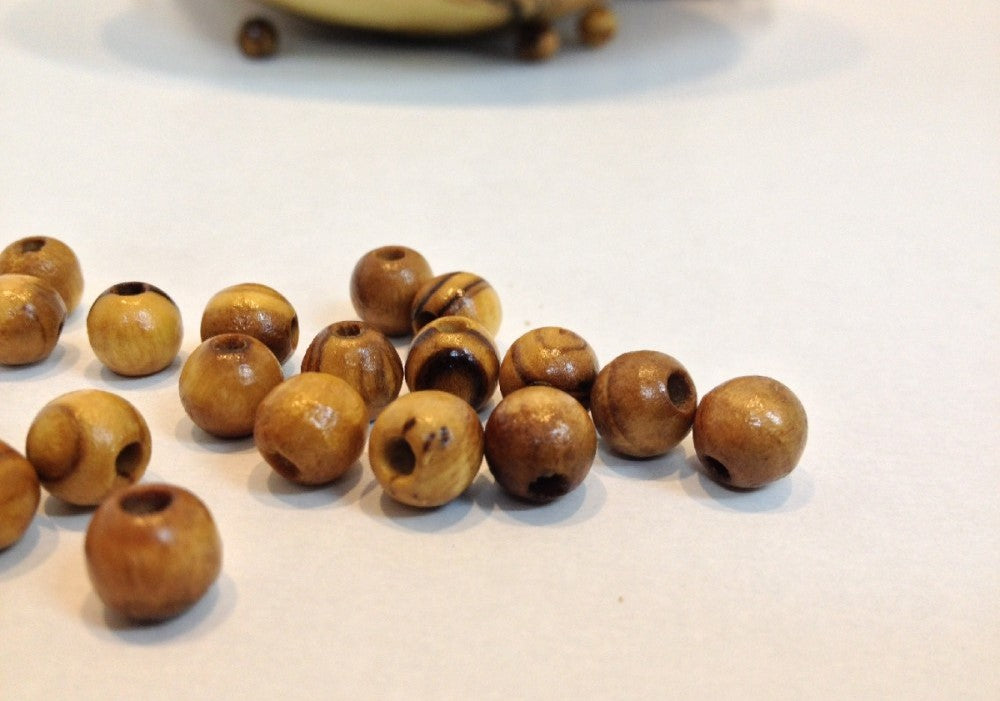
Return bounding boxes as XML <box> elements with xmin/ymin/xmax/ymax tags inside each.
<box><xmin>200</xmin><ymin>283</ymin><xmax>299</xmax><ymax>364</ymax></box>
<box><xmin>405</xmin><ymin>316</ymin><xmax>499</xmax><ymax>411</ymax></box>
<box><xmin>498</xmin><ymin>326</ymin><xmax>598</xmax><ymax>407</ymax></box>
<box><xmin>350</xmin><ymin>246</ymin><xmax>433</xmax><ymax>337</ymax></box>
<box><xmin>0</xmin><ymin>440</ymin><xmax>40</xmax><ymax>549</ymax></box>
<box><xmin>410</xmin><ymin>272</ymin><xmax>501</xmax><ymax>336</ymax></box>
<box><xmin>0</xmin><ymin>273</ymin><xmax>66</xmax><ymax>366</ymax></box>
<box><xmin>0</xmin><ymin>236</ymin><xmax>83</xmax><ymax>313</ymax></box>
<box><xmin>87</xmin><ymin>282</ymin><xmax>183</xmax><ymax>377</ymax></box>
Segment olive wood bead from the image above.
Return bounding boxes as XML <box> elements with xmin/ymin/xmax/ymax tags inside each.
<box><xmin>485</xmin><ymin>386</ymin><xmax>596</xmax><ymax>503</ymax></box>
<box><xmin>693</xmin><ymin>375</ymin><xmax>808</xmax><ymax>489</ymax></box>
<box><xmin>0</xmin><ymin>273</ymin><xmax>66</xmax><ymax>366</ymax></box>
<box><xmin>350</xmin><ymin>246</ymin><xmax>433</xmax><ymax>336</ymax></box>
<box><xmin>179</xmin><ymin>333</ymin><xmax>284</xmax><ymax>439</ymax></box>
<box><xmin>404</xmin><ymin>316</ymin><xmax>499</xmax><ymax>411</ymax></box>
<box><xmin>254</xmin><ymin>373</ymin><xmax>368</xmax><ymax>485</ymax></box>
<box><xmin>498</xmin><ymin>326</ymin><xmax>599</xmax><ymax>408</ymax></box>
<box><xmin>0</xmin><ymin>440</ymin><xmax>40</xmax><ymax>549</ymax></box>
<box><xmin>200</xmin><ymin>283</ymin><xmax>299</xmax><ymax>364</ymax></box>
<box><xmin>410</xmin><ymin>271</ymin><xmax>502</xmax><ymax>336</ymax></box>
<box><xmin>85</xmin><ymin>483</ymin><xmax>222</xmax><ymax>622</ymax></box>
<box><xmin>26</xmin><ymin>389</ymin><xmax>151</xmax><ymax>506</ymax></box>
<box><xmin>0</xmin><ymin>236</ymin><xmax>83</xmax><ymax>313</ymax></box>
<box><xmin>590</xmin><ymin>350</ymin><xmax>697</xmax><ymax>458</ymax></box>
<box><xmin>369</xmin><ymin>390</ymin><xmax>484</xmax><ymax>508</ymax></box>
<box><xmin>87</xmin><ymin>282</ymin><xmax>183</xmax><ymax>377</ymax></box>
<box><xmin>301</xmin><ymin>321</ymin><xmax>403</xmax><ymax>420</ymax></box>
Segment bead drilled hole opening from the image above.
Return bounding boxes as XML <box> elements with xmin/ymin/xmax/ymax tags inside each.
<box><xmin>115</xmin><ymin>442</ymin><xmax>145</xmax><ymax>479</ymax></box>
<box><xmin>528</xmin><ymin>473</ymin><xmax>571</xmax><ymax>499</ymax></box>
<box><xmin>20</xmin><ymin>238</ymin><xmax>46</xmax><ymax>253</ymax></box>
<box><xmin>702</xmin><ymin>456</ymin><xmax>731</xmax><ymax>484</ymax></box>
<box><xmin>213</xmin><ymin>335</ymin><xmax>250</xmax><ymax>353</ymax></box>
<box><xmin>377</xmin><ymin>247</ymin><xmax>406</xmax><ymax>261</ymax></box>
<box><xmin>120</xmin><ymin>489</ymin><xmax>172</xmax><ymax>515</ymax></box>
<box><xmin>414</xmin><ymin>310</ymin><xmax>438</xmax><ymax>329</ymax></box>
<box><xmin>266</xmin><ymin>451</ymin><xmax>301</xmax><ymax>481</ymax></box>
<box><xmin>385</xmin><ymin>438</ymin><xmax>416</xmax><ymax>475</ymax></box>
<box><xmin>667</xmin><ymin>372</ymin><xmax>692</xmax><ymax>407</ymax></box>
<box><xmin>334</xmin><ymin>322</ymin><xmax>363</xmax><ymax>338</ymax></box>
<box><xmin>111</xmin><ymin>282</ymin><xmax>149</xmax><ymax>296</ymax></box>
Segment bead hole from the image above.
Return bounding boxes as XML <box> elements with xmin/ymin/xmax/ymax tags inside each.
<box><xmin>414</xmin><ymin>310</ymin><xmax>437</xmax><ymax>329</ymax></box>
<box><xmin>111</xmin><ymin>282</ymin><xmax>150</xmax><ymax>296</ymax></box>
<box><xmin>334</xmin><ymin>322</ymin><xmax>363</xmax><ymax>338</ymax></box>
<box><xmin>120</xmin><ymin>488</ymin><xmax>172</xmax><ymax>515</ymax></box>
<box><xmin>702</xmin><ymin>456</ymin><xmax>731</xmax><ymax>484</ymax></box>
<box><xmin>528</xmin><ymin>473</ymin><xmax>571</xmax><ymax>499</ymax></box>
<box><xmin>213</xmin><ymin>335</ymin><xmax>250</xmax><ymax>353</ymax></box>
<box><xmin>115</xmin><ymin>442</ymin><xmax>144</xmax><ymax>479</ymax></box>
<box><xmin>20</xmin><ymin>238</ymin><xmax>46</xmax><ymax>253</ymax></box>
<box><xmin>385</xmin><ymin>438</ymin><xmax>416</xmax><ymax>475</ymax></box>
<box><xmin>667</xmin><ymin>372</ymin><xmax>692</xmax><ymax>407</ymax></box>
<box><xmin>377</xmin><ymin>247</ymin><xmax>406</xmax><ymax>261</ymax></box>
<box><xmin>266</xmin><ymin>451</ymin><xmax>301</xmax><ymax>481</ymax></box>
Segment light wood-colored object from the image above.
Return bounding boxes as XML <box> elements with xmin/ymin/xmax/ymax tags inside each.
<box><xmin>350</xmin><ymin>246</ymin><xmax>433</xmax><ymax>337</ymax></box>
<box><xmin>200</xmin><ymin>283</ymin><xmax>299</xmax><ymax>364</ymax></box>
<box><xmin>410</xmin><ymin>272</ymin><xmax>502</xmax><ymax>337</ymax></box>
<box><xmin>87</xmin><ymin>282</ymin><xmax>183</xmax><ymax>377</ymax></box>
<box><xmin>0</xmin><ymin>440</ymin><xmax>40</xmax><ymax>550</ymax></box>
<box><xmin>0</xmin><ymin>273</ymin><xmax>66</xmax><ymax>366</ymax></box>
<box><xmin>498</xmin><ymin>326</ymin><xmax>598</xmax><ymax>408</ymax></box>
<box><xmin>405</xmin><ymin>315</ymin><xmax>499</xmax><ymax>411</ymax></box>
<box><xmin>0</xmin><ymin>236</ymin><xmax>83</xmax><ymax>313</ymax></box>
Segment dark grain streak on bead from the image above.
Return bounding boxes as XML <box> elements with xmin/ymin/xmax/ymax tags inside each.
<box><xmin>411</xmin><ymin>274</ymin><xmax>454</xmax><ymax>318</ymax></box>
<box><xmin>415</xmin><ymin>348</ymin><xmax>488</xmax><ymax>408</ymax></box>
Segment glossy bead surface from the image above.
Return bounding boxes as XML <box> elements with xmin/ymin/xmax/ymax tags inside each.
<box><xmin>693</xmin><ymin>376</ymin><xmax>808</xmax><ymax>489</ymax></box>
<box><xmin>85</xmin><ymin>483</ymin><xmax>222</xmax><ymax>622</ymax></box>
<box><xmin>410</xmin><ymin>271</ymin><xmax>502</xmax><ymax>336</ymax></box>
<box><xmin>87</xmin><ymin>282</ymin><xmax>183</xmax><ymax>376</ymax></box>
<box><xmin>301</xmin><ymin>321</ymin><xmax>403</xmax><ymax>420</ymax></box>
<box><xmin>498</xmin><ymin>326</ymin><xmax>599</xmax><ymax>408</ymax></box>
<box><xmin>0</xmin><ymin>236</ymin><xmax>83</xmax><ymax>313</ymax></box>
<box><xmin>590</xmin><ymin>350</ymin><xmax>697</xmax><ymax>458</ymax></box>
<box><xmin>485</xmin><ymin>386</ymin><xmax>596</xmax><ymax>503</ymax></box>
<box><xmin>0</xmin><ymin>273</ymin><xmax>66</xmax><ymax>366</ymax></box>
<box><xmin>254</xmin><ymin>373</ymin><xmax>368</xmax><ymax>485</ymax></box>
<box><xmin>369</xmin><ymin>391</ymin><xmax>484</xmax><ymax>508</ymax></box>
<box><xmin>350</xmin><ymin>246</ymin><xmax>433</xmax><ymax>336</ymax></box>
<box><xmin>179</xmin><ymin>333</ymin><xmax>284</xmax><ymax>438</ymax></box>
<box><xmin>405</xmin><ymin>316</ymin><xmax>499</xmax><ymax>411</ymax></box>
<box><xmin>26</xmin><ymin>389</ymin><xmax>151</xmax><ymax>506</ymax></box>
<box><xmin>0</xmin><ymin>440</ymin><xmax>40</xmax><ymax>550</ymax></box>
<box><xmin>200</xmin><ymin>283</ymin><xmax>299</xmax><ymax>364</ymax></box>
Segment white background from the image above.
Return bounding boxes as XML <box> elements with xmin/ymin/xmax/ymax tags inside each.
<box><xmin>1</xmin><ymin>1</ymin><xmax>997</xmax><ymax>699</ymax></box>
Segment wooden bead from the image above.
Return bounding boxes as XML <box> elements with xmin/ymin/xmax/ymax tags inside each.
<box><xmin>238</xmin><ymin>17</ymin><xmax>278</xmax><ymax>59</ymax></box>
<box><xmin>26</xmin><ymin>389</ymin><xmax>151</xmax><ymax>506</ymax></box>
<box><xmin>301</xmin><ymin>321</ymin><xmax>403</xmax><ymax>420</ymax></box>
<box><xmin>578</xmin><ymin>6</ymin><xmax>617</xmax><ymax>47</ymax></box>
<box><xmin>200</xmin><ymin>283</ymin><xmax>299</xmax><ymax>364</ymax></box>
<box><xmin>517</xmin><ymin>21</ymin><xmax>561</xmax><ymax>61</ymax></box>
<box><xmin>0</xmin><ymin>273</ymin><xmax>66</xmax><ymax>366</ymax></box>
<box><xmin>350</xmin><ymin>246</ymin><xmax>433</xmax><ymax>336</ymax></box>
<box><xmin>410</xmin><ymin>271</ymin><xmax>502</xmax><ymax>336</ymax></box>
<box><xmin>693</xmin><ymin>376</ymin><xmax>808</xmax><ymax>489</ymax></box>
<box><xmin>369</xmin><ymin>391</ymin><xmax>483</xmax><ymax>508</ymax></box>
<box><xmin>85</xmin><ymin>483</ymin><xmax>222</xmax><ymax>621</ymax></box>
<box><xmin>405</xmin><ymin>316</ymin><xmax>499</xmax><ymax>411</ymax></box>
<box><xmin>254</xmin><ymin>373</ymin><xmax>368</xmax><ymax>485</ymax></box>
<box><xmin>0</xmin><ymin>236</ymin><xmax>83</xmax><ymax>313</ymax></box>
<box><xmin>0</xmin><ymin>440</ymin><xmax>40</xmax><ymax>550</ymax></box>
<box><xmin>87</xmin><ymin>282</ymin><xmax>183</xmax><ymax>377</ymax></box>
<box><xmin>498</xmin><ymin>326</ymin><xmax>599</xmax><ymax>408</ymax></box>
<box><xmin>485</xmin><ymin>386</ymin><xmax>596</xmax><ymax>503</ymax></box>
<box><xmin>590</xmin><ymin>350</ymin><xmax>697</xmax><ymax>458</ymax></box>
<box><xmin>179</xmin><ymin>333</ymin><xmax>284</xmax><ymax>438</ymax></box>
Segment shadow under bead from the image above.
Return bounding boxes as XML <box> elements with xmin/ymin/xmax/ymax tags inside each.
<box><xmin>410</xmin><ymin>271</ymin><xmax>502</xmax><ymax>336</ymax></box>
<box><xmin>404</xmin><ymin>315</ymin><xmax>499</xmax><ymax>411</ymax></box>
<box><xmin>498</xmin><ymin>326</ymin><xmax>599</xmax><ymax>408</ymax></box>
<box><xmin>350</xmin><ymin>245</ymin><xmax>433</xmax><ymax>337</ymax></box>
<box><xmin>200</xmin><ymin>283</ymin><xmax>299</xmax><ymax>364</ymax></box>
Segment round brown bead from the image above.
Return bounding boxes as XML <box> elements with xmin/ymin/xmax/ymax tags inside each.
<box><xmin>179</xmin><ymin>333</ymin><xmax>284</xmax><ymax>439</ymax></box>
<box><xmin>485</xmin><ymin>386</ymin><xmax>596</xmax><ymax>503</ymax></box>
<box><xmin>410</xmin><ymin>271</ymin><xmax>502</xmax><ymax>336</ymax></box>
<box><xmin>369</xmin><ymin>391</ymin><xmax>484</xmax><ymax>508</ymax></box>
<box><xmin>87</xmin><ymin>282</ymin><xmax>183</xmax><ymax>377</ymax></box>
<box><xmin>0</xmin><ymin>440</ymin><xmax>40</xmax><ymax>549</ymax></box>
<box><xmin>85</xmin><ymin>483</ymin><xmax>222</xmax><ymax>621</ymax></box>
<box><xmin>404</xmin><ymin>316</ymin><xmax>499</xmax><ymax>411</ymax></box>
<box><xmin>254</xmin><ymin>373</ymin><xmax>368</xmax><ymax>485</ymax></box>
<box><xmin>590</xmin><ymin>350</ymin><xmax>697</xmax><ymax>458</ymax></box>
<box><xmin>498</xmin><ymin>326</ymin><xmax>599</xmax><ymax>408</ymax></box>
<box><xmin>578</xmin><ymin>6</ymin><xmax>617</xmax><ymax>47</ymax></box>
<box><xmin>26</xmin><ymin>389</ymin><xmax>151</xmax><ymax>506</ymax></box>
<box><xmin>693</xmin><ymin>375</ymin><xmax>808</xmax><ymax>489</ymax></box>
<box><xmin>301</xmin><ymin>321</ymin><xmax>403</xmax><ymax>420</ymax></box>
<box><xmin>200</xmin><ymin>283</ymin><xmax>299</xmax><ymax>364</ymax></box>
<box><xmin>350</xmin><ymin>246</ymin><xmax>433</xmax><ymax>337</ymax></box>
<box><xmin>0</xmin><ymin>236</ymin><xmax>83</xmax><ymax>313</ymax></box>
<box><xmin>0</xmin><ymin>273</ymin><xmax>66</xmax><ymax>366</ymax></box>
<box><xmin>238</xmin><ymin>17</ymin><xmax>278</xmax><ymax>59</ymax></box>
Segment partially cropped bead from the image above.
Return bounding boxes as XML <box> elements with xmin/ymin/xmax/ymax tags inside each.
<box><xmin>404</xmin><ymin>316</ymin><xmax>499</xmax><ymax>411</ymax></box>
<box><xmin>410</xmin><ymin>272</ymin><xmax>502</xmax><ymax>336</ymax></box>
<box><xmin>350</xmin><ymin>246</ymin><xmax>433</xmax><ymax>336</ymax></box>
<box><xmin>0</xmin><ymin>273</ymin><xmax>66</xmax><ymax>366</ymax></box>
<box><xmin>498</xmin><ymin>326</ymin><xmax>599</xmax><ymax>408</ymax></box>
<box><xmin>0</xmin><ymin>440</ymin><xmax>40</xmax><ymax>549</ymax></box>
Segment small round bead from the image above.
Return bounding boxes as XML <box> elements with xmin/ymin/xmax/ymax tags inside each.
<box><xmin>85</xmin><ymin>483</ymin><xmax>222</xmax><ymax>622</ymax></box>
<box><xmin>485</xmin><ymin>386</ymin><xmax>597</xmax><ymax>503</ymax></box>
<box><xmin>0</xmin><ymin>236</ymin><xmax>83</xmax><ymax>313</ymax></box>
<box><xmin>410</xmin><ymin>271</ymin><xmax>502</xmax><ymax>336</ymax></box>
<box><xmin>301</xmin><ymin>321</ymin><xmax>403</xmax><ymax>420</ymax></box>
<box><xmin>200</xmin><ymin>283</ymin><xmax>299</xmax><ymax>364</ymax></box>
<box><xmin>590</xmin><ymin>350</ymin><xmax>697</xmax><ymax>458</ymax></box>
<box><xmin>87</xmin><ymin>282</ymin><xmax>183</xmax><ymax>377</ymax></box>
<box><xmin>517</xmin><ymin>21</ymin><xmax>561</xmax><ymax>61</ymax></box>
<box><xmin>179</xmin><ymin>333</ymin><xmax>284</xmax><ymax>439</ymax></box>
<box><xmin>238</xmin><ymin>17</ymin><xmax>278</xmax><ymax>59</ymax></box>
<box><xmin>0</xmin><ymin>440</ymin><xmax>40</xmax><ymax>549</ymax></box>
<box><xmin>498</xmin><ymin>326</ymin><xmax>599</xmax><ymax>408</ymax></box>
<box><xmin>369</xmin><ymin>391</ymin><xmax>484</xmax><ymax>508</ymax></box>
<box><xmin>404</xmin><ymin>316</ymin><xmax>499</xmax><ymax>411</ymax></box>
<box><xmin>0</xmin><ymin>273</ymin><xmax>66</xmax><ymax>366</ymax></box>
<box><xmin>578</xmin><ymin>6</ymin><xmax>617</xmax><ymax>47</ymax></box>
<box><xmin>26</xmin><ymin>390</ymin><xmax>151</xmax><ymax>506</ymax></box>
<box><xmin>350</xmin><ymin>246</ymin><xmax>433</xmax><ymax>337</ymax></box>
<box><xmin>693</xmin><ymin>375</ymin><xmax>808</xmax><ymax>489</ymax></box>
<box><xmin>254</xmin><ymin>373</ymin><xmax>368</xmax><ymax>485</ymax></box>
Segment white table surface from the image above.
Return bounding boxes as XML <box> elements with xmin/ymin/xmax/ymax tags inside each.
<box><xmin>1</xmin><ymin>1</ymin><xmax>997</xmax><ymax>699</ymax></box>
